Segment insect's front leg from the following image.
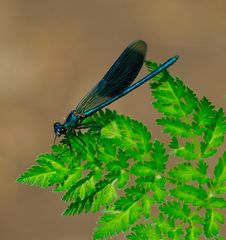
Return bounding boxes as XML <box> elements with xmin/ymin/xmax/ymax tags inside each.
<box><xmin>70</xmin><ymin>128</ymin><xmax>86</xmax><ymax>148</ymax></box>
<box><xmin>77</xmin><ymin>121</ymin><xmax>102</xmax><ymax>155</ymax></box>
<box><xmin>70</xmin><ymin>128</ymin><xmax>87</xmax><ymax>158</ymax></box>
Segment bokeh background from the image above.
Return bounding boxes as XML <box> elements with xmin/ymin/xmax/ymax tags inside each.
<box><xmin>1</xmin><ymin>1</ymin><xmax>225</xmax><ymax>239</ymax></box>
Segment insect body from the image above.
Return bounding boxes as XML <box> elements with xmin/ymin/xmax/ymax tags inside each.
<box><xmin>54</xmin><ymin>40</ymin><xmax>178</xmax><ymax>139</ymax></box>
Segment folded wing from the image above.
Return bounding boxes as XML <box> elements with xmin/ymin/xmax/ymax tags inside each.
<box><xmin>75</xmin><ymin>40</ymin><xmax>147</xmax><ymax>114</ymax></box>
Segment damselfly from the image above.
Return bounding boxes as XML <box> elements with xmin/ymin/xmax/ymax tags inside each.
<box><xmin>54</xmin><ymin>40</ymin><xmax>178</xmax><ymax>147</ymax></box>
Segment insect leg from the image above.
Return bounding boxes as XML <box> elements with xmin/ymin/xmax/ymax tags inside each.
<box><xmin>71</xmin><ymin>129</ymin><xmax>87</xmax><ymax>159</ymax></box>
<box><xmin>77</xmin><ymin>122</ymin><xmax>102</xmax><ymax>156</ymax></box>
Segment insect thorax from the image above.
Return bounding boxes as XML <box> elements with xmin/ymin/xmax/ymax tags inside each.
<box><xmin>65</xmin><ymin>111</ymin><xmax>81</xmax><ymax>129</ymax></box>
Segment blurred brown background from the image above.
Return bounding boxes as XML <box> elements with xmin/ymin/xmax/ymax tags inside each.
<box><xmin>1</xmin><ymin>1</ymin><xmax>225</xmax><ymax>239</ymax></box>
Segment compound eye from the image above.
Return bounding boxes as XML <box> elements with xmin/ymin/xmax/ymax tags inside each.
<box><xmin>56</xmin><ymin>130</ymin><xmax>61</xmax><ymax>136</ymax></box>
<box><xmin>53</xmin><ymin>122</ymin><xmax>63</xmax><ymax>136</ymax></box>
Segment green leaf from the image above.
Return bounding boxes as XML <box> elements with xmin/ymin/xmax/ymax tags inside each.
<box><xmin>206</xmin><ymin>197</ymin><xmax>226</xmax><ymax>209</ymax></box>
<box><xmin>17</xmin><ymin>165</ymin><xmax>56</xmax><ymax>187</ymax></box>
<box><xmin>201</xmin><ymin>108</ymin><xmax>226</xmax><ymax>158</ymax></box>
<box><xmin>115</xmin><ymin>186</ymin><xmax>144</xmax><ymax>210</ymax></box>
<box><xmin>183</xmin><ymin>88</ymin><xmax>198</xmax><ymax>115</ymax></box>
<box><xmin>157</xmin><ymin>117</ymin><xmax>191</xmax><ymax>138</ymax></box>
<box><xmin>151</xmin><ymin>179</ymin><xmax>167</xmax><ymax>202</ymax></box>
<box><xmin>17</xmin><ymin>154</ymin><xmax>68</xmax><ymax>187</ymax></box>
<box><xmin>117</xmin><ymin>170</ymin><xmax>129</xmax><ymax>188</ymax></box>
<box><xmin>63</xmin><ymin>195</ymin><xmax>93</xmax><ymax>215</ymax></box>
<box><xmin>131</xmin><ymin>162</ymin><xmax>154</xmax><ymax>177</ymax></box>
<box><xmin>92</xmin><ymin>182</ymin><xmax>117</xmax><ymax>212</ymax></box>
<box><xmin>62</xmin><ymin>174</ymin><xmax>95</xmax><ymax>202</ymax></box>
<box><xmin>190</xmin><ymin>214</ymin><xmax>203</xmax><ymax>225</ymax></box>
<box><xmin>173</xmin><ymin>142</ymin><xmax>198</xmax><ymax>160</ymax></box>
<box><xmin>150</xmin><ymin>140</ymin><xmax>168</xmax><ymax>172</ymax></box>
<box><xmin>170</xmin><ymin>185</ymin><xmax>207</xmax><ymax>206</ymax></box>
<box><xmin>185</xmin><ymin>225</ymin><xmax>202</xmax><ymax>240</ymax></box>
<box><xmin>141</xmin><ymin>194</ymin><xmax>153</xmax><ymax>218</ymax></box>
<box><xmin>64</xmin><ymin>178</ymin><xmax>117</xmax><ymax>215</ymax></box>
<box><xmin>214</xmin><ymin>152</ymin><xmax>226</xmax><ymax>179</ymax></box>
<box><xmin>193</xmin><ymin>97</ymin><xmax>216</xmax><ymax>132</ymax></box>
<box><xmin>101</xmin><ymin>113</ymin><xmax>152</xmax><ymax>160</ymax></box>
<box><xmin>169</xmin><ymin>137</ymin><xmax>179</xmax><ymax>149</ymax></box>
<box><xmin>160</xmin><ymin>201</ymin><xmax>190</xmax><ymax>220</ymax></box>
<box><xmin>213</xmin><ymin>152</ymin><xmax>226</xmax><ymax>193</ymax></box>
<box><xmin>151</xmin><ymin>213</ymin><xmax>175</xmax><ymax>238</ymax></box>
<box><xmin>169</xmin><ymin>163</ymin><xmax>209</xmax><ymax>184</ymax></box>
<box><xmin>146</xmin><ymin>63</ymin><xmax>197</xmax><ymax>119</ymax></box>
<box><xmin>94</xmin><ymin>203</ymin><xmax>142</xmax><ymax>239</ymax></box>
<box><xmin>204</xmin><ymin>209</ymin><xmax>224</xmax><ymax>237</ymax></box>
<box><xmin>197</xmin><ymin>159</ymin><xmax>208</xmax><ymax>175</ymax></box>
<box><xmin>54</xmin><ymin>167</ymin><xmax>83</xmax><ymax>192</ymax></box>
<box><xmin>17</xmin><ymin>58</ymin><xmax>226</xmax><ymax>239</ymax></box>
<box><xmin>127</xmin><ymin>223</ymin><xmax>160</xmax><ymax>240</ymax></box>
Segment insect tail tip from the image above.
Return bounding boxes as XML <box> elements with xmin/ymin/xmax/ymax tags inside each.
<box><xmin>174</xmin><ymin>55</ymin><xmax>180</xmax><ymax>61</ymax></box>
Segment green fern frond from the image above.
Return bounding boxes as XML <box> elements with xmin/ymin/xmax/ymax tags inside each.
<box><xmin>160</xmin><ymin>201</ymin><xmax>190</xmax><ymax>220</ymax></box>
<box><xmin>94</xmin><ymin>203</ymin><xmax>142</xmax><ymax>239</ymax></box>
<box><xmin>17</xmin><ymin>59</ymin><xmax>226</xmax><ymax>239</ymax></box>
<box><xmin>213</xmin><ymin>152</ymin><xmax>226</xmax><ymax>194</ymax></box>
<box><xmin>127</xmin><ymin>223</ymin><xmax>161</xmax><ymax>240</ymax></box>
<box><xmin>17</xmin><ymin>153</ymin><xmax>68</xmax><ymax>187</ymax></box>
<box><xmin>204</xmin><ymin>209</ymin><xmax>224</xmax><ymax>237</ymax></box>
<box><xmin>157</xmin><ymin>117</ymin><xmax>191</xmax><ymax>137</ymax></box>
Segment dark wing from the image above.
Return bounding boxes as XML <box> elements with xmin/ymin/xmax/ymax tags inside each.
<box><xmin>75</xmin><ymin>40</ymin><xmax>147</xmax><ymax>114</ymax></box>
